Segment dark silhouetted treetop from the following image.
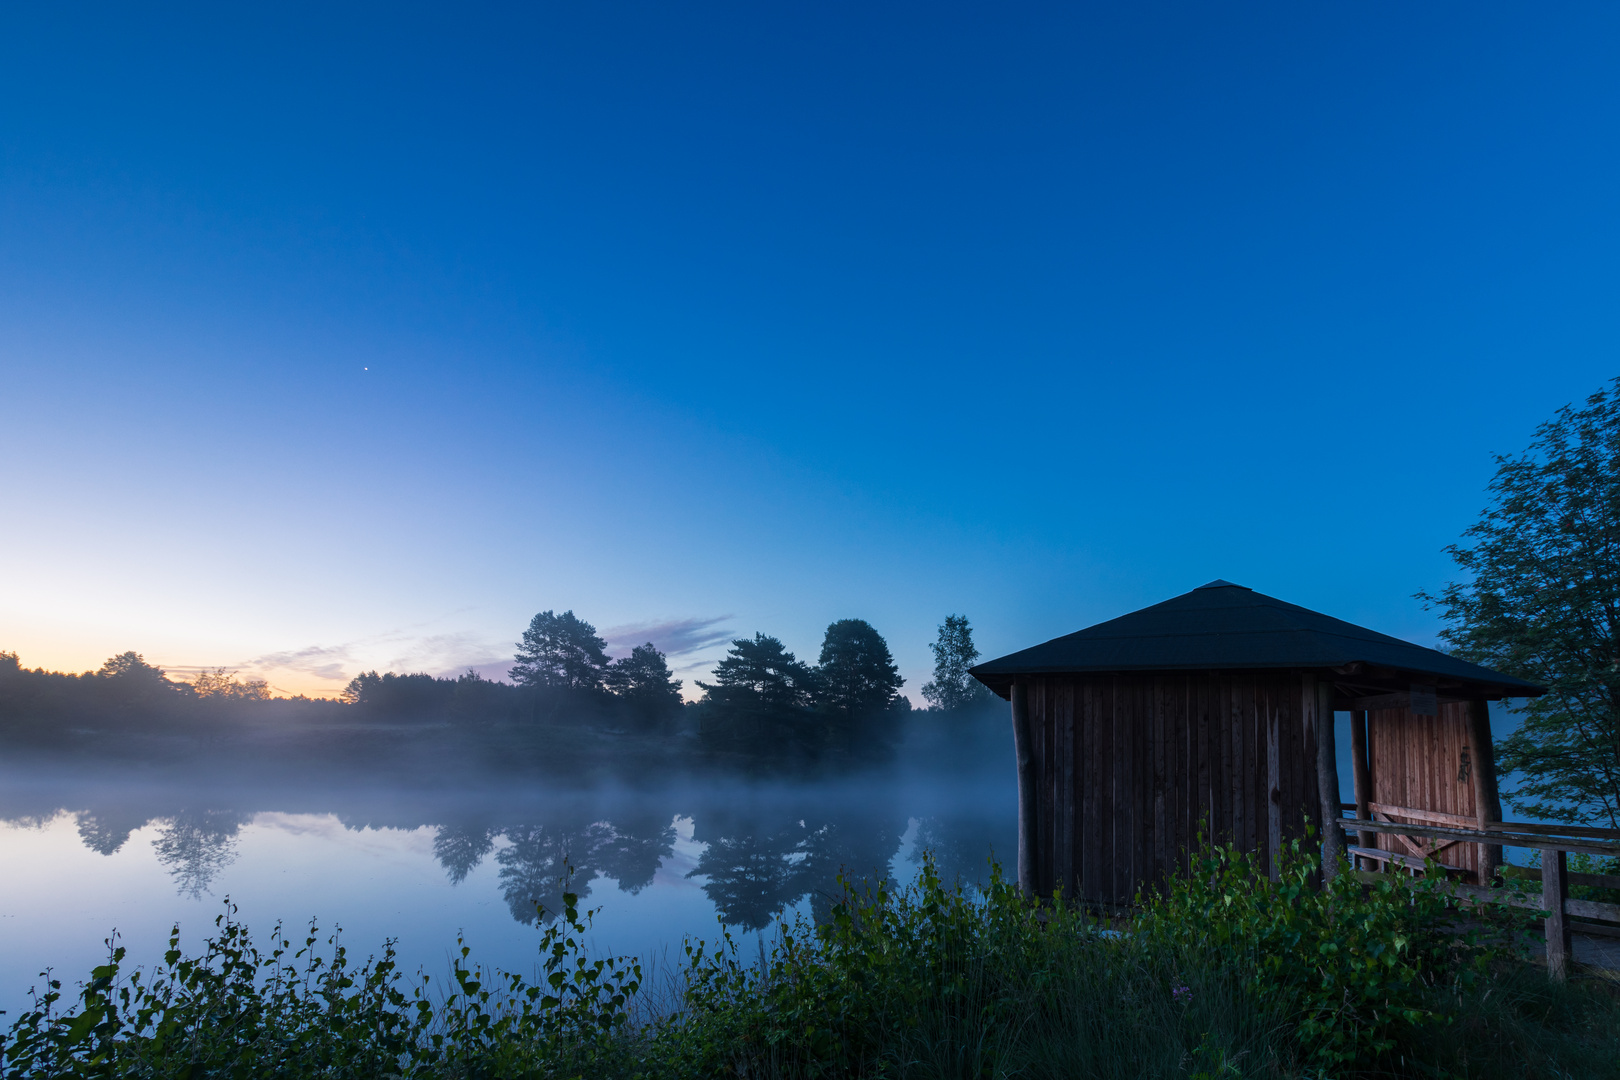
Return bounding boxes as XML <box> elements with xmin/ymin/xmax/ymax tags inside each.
<box><xmin>98</xmin><ymin>651</ymin><xmax>174</xmax><ymax>685</ymax></box>
<box><xmin>815</xmin><ymin>619</ymin><xmax>904</xmax><ymax>716</ymax></box>
<box><xmin>604</xmin><ymin>642</ymin><xmax>683</xmax><ymax>713</ymax></box>
<box><xmin>94</xmin><ymin>651</ymin><xmax>186</xmax><ymax>707</ymax></box>
<box><xmin>191</xmin><ymin>668</ymin><xmax>271</xmax><ymax>701</ymax></box>
<box><xmin>450</xmin><ymin>668</ymin><xmax>510</xmax><ymax>721</ymax></box>
<box><xmin>341</xmin><ymin>671</ymin><xmax>381</xmax><ymax>705</ymax></box>
<box><xmin>1421</xmin><ymin>376</ymin><xmax>1620</xmax><ymax>828</ymax></box>
<box><xmin>510</xmin><ymin>610</ymin><xmax>609</xmax><ymax>692</ymax></box>
<box><xmin>921</xmin><ymin>615</ymin><xmax>990</xmax><ymax>711</ymax></box>
<box><xmin>697</xmin><ymin>633</ymin><xmax>815</xmax><ymax>714</ymax></box>
<box><xmin>340</xmin><ymin>670</ymin><xmax>452</xmax><ymax>715</ymax></box>
<box><xmin>97</xmin><ymin>652</ymin><xmax>151</xmax><ymax>678</ymax></box>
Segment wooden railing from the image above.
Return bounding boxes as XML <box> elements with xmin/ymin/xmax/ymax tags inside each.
<box><xmin>1330</xmin><ymin>807</ymin><xmax>1620</xmax><ymax>980</ymax></box>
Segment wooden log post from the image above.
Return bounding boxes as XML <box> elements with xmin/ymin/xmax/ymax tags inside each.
<box><xmin>1314</xmin><ymin>676</ymin><xmax>1344</xmax><ymax>880</ymax></box>
<box><xmin>1011</xmin><ymin>678</ymin><xmax>1038</xmax><ymax>897</ymax></box>
<box><xmin>1467</xmin><ymin>699</ymin><xmax>1504</xmax><ymax>885</ymax></box>
<box><xmin>1543</xmin><ymin>847</ymin><xmax>1572</xmax><ymax>981</ymax></box>
<box><xmin>1349</xmin><ymin>709</ymin><xmax>1372</xmax><ymax>849</ymax></box>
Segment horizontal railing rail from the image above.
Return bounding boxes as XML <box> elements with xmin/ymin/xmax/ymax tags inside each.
<box><xmin>1330</xmin><ymin>813</ymin><xmax>1619</xmax><ymax>979</ymax></box>
<box><xmin>1499</xmin><ymin>864</ymin><xmax>1620</xmax><ymax>892</ymax></box>
<box><xmin>1347</xmin><ymin>870</ymin><xmax>1620</xmax><ymax>930</ymax></box>
<box><xmin>1337</xmin><ymin>802</ymin><xmax>1620</xmax><ymax>841</ymax></box>
<box><xmin>1332</xmin><ymin>815</ymin><xmax>1620</xmax><ymax>858</ymax></box>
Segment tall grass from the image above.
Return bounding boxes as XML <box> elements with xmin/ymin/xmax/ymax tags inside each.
<box><xmin>6</xmin><ymin>837</ymin><xmax>1618</xmax><ymax>1079</ymax></box>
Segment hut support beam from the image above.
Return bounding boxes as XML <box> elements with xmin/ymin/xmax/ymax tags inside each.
<box><xmin>1467</xmin><ymin>699</ymin><xmax>1503</xmax><ymax>885</ymax></box>
<box><xmin>1314</xmin><ymin>677</ymin><xmax>1344</xmax><ymax>879</ymax></box>
<box><xmin>1349</xmin><ymin>709</ymin><xmax>1373</xmax><ymax>862</ymax></box>
<box><xmin>1011</xmin><ymin>679</ymin><xmax>1037</xmax><ymax>897</ymax></box>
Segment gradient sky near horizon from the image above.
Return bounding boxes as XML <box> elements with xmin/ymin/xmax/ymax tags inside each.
<box><xmin>3</xmin><ymin>3</ymin><xmax>1619</xmax><ymax>699</ymax></box>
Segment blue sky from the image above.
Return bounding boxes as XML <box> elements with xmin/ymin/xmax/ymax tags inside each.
<box><xmin>2</xmin><ymin>3</ymin><xmax>1618</xmax><ymax>698</ymax></box>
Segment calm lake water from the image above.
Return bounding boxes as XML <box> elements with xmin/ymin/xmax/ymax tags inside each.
<box><xmin>0</xmin><ymin>759</ymin><xmax>1016</xmax><ymax>1021</ymax></box>
<box><xmin>0</xmin><ymin>702</ymin><xmax>1545</xmax><ymax>1022</ymax></box>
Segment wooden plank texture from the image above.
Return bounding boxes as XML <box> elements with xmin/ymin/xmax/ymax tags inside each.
<box><xmin>1022</xmin><ymin>672</ymin><xmax>1354</xmax><ymax>906</ymax></box>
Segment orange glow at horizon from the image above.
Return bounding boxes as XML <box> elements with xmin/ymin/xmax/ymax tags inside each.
<box><xmin>4</xmin><ymin>645</ymin><xmax>352</xmax><ymax>701</ymax></box>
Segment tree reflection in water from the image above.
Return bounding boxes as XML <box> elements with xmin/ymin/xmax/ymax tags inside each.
<box><xmin>911</xmin><ymin>813</ymin><xmax>1014</xmax><ymax>891</ymax></box>
<box><xmin>25</xmin><ymin>781</ymin><xmax>1007</xmax><ymax>931</ymax></box>
<box><xmin>75</xmin><ymin>806</ymin><xmax>156</xmax><ymax>856</ymax></box>
<box><xmin>497</xmin><ymin>822</ymin><xmax>609</xmax><ymax>924</ymax></box>
<box><xmin>689</xmin><ymin>802</ymin><xmax>907</xmax><ymax>931</ymax></box>
<box><xmin>797</xmin><ymin>808</ymin><xmax>906</xmax><ymax>925</ymax></box>
<box><xmin>493</xmin><ymin>814</ymin><xmax>677</xmax><ymax>924</ymax></box>
<box><xmin>591</xmin><ymin>808</ymin><xmax>677</xmax><ymax>895</ymax></box>
<box><xmin>151</xmin><ymin>809</ymin><xmax>245</xmax><ymax>899</ymax></box>
<box><xmin>689</xmin><ymin>814</ymin><xmax>812</xmax><ymax>931</ymax></box>
<box><xmin>433</xmin><ymin>822</ymin><xmax>498</xmax><ymax>885</ymax></box>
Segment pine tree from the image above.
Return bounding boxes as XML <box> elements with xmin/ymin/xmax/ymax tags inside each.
<box><xmin>696</xmin><ymin>634</ymin><xmax>816</xmax><ymax>753</ymax></box>
<box><xmin>605</xmin><ymin>642</ymin><xmax>684</xmax><ymax>728</ymax></box>
<box><xmin>815</xmin><ymin>619</ymin><xmax>906</xmax><ymax>754</ymax></box>
<box><xmin>815</xmin><ymin>619</ymin><xmax>905</xmax><ymax>716</ymax></box>
<box><xmin>510</xmin><ymin>610</ymin><xmax>610</xmax><ymax>692</ymax></box>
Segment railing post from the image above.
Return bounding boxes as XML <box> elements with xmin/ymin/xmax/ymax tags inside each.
<box><xmin>1543</xmin><ymin>848</ymin><xmax>1571</xmax><ymax>981</ymax></box>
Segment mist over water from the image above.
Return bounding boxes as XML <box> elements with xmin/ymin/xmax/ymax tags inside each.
<box><xmin>0</xmin><ymin>717</ymin><xmax>1015</xmax><ymax>1021</ymax></box>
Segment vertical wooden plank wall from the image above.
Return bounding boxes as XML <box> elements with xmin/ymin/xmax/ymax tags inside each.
<box><xmin>1024</xmin><ymin>672</ymin><xmax>1320</xmax><ymax>907</ymax></box>
<box><xmin>1366</xmin><ymin>702</ymin><xmax>1482</xmax><ymax>881</ymax></box>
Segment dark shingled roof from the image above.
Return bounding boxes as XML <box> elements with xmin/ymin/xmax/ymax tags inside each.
<box><xmin>969</xmin><ymin>580</ymin><xmax>1544</xmax><ymax>699</ymax></box>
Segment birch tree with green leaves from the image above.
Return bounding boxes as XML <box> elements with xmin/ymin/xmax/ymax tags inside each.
<box><xmin>1421</xmin><ymin>377</ymin><xmax>1620</xmax><ymax>828</ymax></box>
<box><xmin>921</xmin><ymin>614</ymin><xmax>991</xmax><ymax>712</ymax></box>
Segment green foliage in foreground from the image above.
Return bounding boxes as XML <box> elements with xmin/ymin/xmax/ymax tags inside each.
<box><xmin>6</xmin><ymin>841</ymin><xmax>1619</xmax><ymax>1080</ymax></box>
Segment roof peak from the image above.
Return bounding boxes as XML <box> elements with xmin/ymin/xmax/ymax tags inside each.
<box><xmin>969</xmin><ymin>579</ymin><xmax>1543</xmax><ymax>698</ymax></box>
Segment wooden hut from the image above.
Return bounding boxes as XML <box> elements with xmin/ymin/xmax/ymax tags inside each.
<box><xmin>968</xmin><ymin>580</ymin><xmax>1543</xmax><ymax>907</ymax></box>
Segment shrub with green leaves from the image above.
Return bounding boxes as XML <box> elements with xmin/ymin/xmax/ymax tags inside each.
<box><xmin>2</xmin><ymin>889</ymin><xmax>644</xmax><ymax>1080</ymax></box>
<box><xmin>4</xmin><ymin>842</ymin><xmax>1612</xmax><ymax>1080</ymax></box>
<box><xmin>668</xmin><ymin>857</ymin><xmax>1076</xmax><ymax>1077</ymax></box>
<box><xmin>1136</xmin><ymin>832</ymin><xmax>1535</xmax><ymax>1071</ymax></box>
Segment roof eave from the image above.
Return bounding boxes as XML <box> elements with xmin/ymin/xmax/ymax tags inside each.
<box><xmin>969</xmin><ymin>663</ymin><xmax>1544</xmax><ymax>701</ymax></box>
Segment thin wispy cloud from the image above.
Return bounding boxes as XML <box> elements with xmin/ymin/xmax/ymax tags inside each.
<box><xmin>250</xmin><ymin>644</ymin><xmax>356</xmax><ymax>682</ymax></box>
<box><xmin>463</xmin><ymin>660</ymin><xmax>519</xmax><ymax>683</ymax></box>
<box><xmin>383</xmin><ymin>632</ymin><xmax>504</xmax><ymax>676</ymax></box>
<box><xmin>601</xmin><ymin>616</ymin><xmax>733</xmax><ymax>659</ymax></box>
<box><xmin>236</xmin><ymin>617</ymin><xmax>734</xmax><ymax>692</ymax></box>
<box><xmin>247</xmin><ymin>627</ymin><xmax>508</xmax><ymax>687</ymax></box>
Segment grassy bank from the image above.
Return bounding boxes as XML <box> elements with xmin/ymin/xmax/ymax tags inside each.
<box><xmin>6</xmin><ymin>841</ymin><xmax>1617</xmax><ymax>1079</ymax></box>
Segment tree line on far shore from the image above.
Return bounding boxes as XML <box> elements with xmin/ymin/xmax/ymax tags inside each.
<box><xmin>340</xmin><ymin>610</ymin><xmax>995</xmax><ymax>760</ymax></box>
<box><xmin>0</xmin><ymin>651</ymin><xmax>280</xmax><ymax>738</ymax></box>
<box><xmin>0</xmin><ymin>612</ymin><xmax>996</xmax><ymax>762</ymax></box>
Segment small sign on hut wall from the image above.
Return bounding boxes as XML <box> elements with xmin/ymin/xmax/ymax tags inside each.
<box><xmin>1410</xmin><ymin>684</ymin><xmax>1438</xmax><ymax>717</ymax></box>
